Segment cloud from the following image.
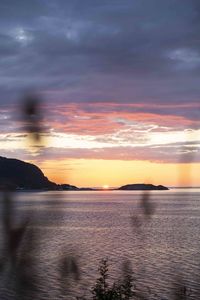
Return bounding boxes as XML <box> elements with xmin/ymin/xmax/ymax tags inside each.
<box><xmin>44</xmin><ymin>103</ymin><xmax>200</xmax><ymax>136</ymax></box>
<box><xmin>31</xmin><ymin>143</ymin><xmax>200</xmax><ymax>164</ymax></box>
<box><xmin>1</xmin><ymin>1</ymin><xmax>200</xmax><ymax>168</ymax></box>
<box><xmin>0</xmin><ymin>0</ymin><xmax>200</xmax><ymax>105</ymax></box>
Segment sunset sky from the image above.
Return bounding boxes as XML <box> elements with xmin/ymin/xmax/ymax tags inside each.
<box><xmin>0</xmin><ymin>0</ymin><xmax>200</xmax><ymax>187</ymax></box>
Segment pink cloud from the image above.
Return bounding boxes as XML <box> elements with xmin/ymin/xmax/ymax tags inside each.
<box><xmin>43</xmin><ymin>102</ymin><xmax>200</xmax><ymax>136</ymax></box>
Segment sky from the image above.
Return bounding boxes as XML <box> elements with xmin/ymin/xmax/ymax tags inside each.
<box><xmin>0</xmin><ymin>0</ymin><xmax>200</xmax><ymax>187</ymax></box>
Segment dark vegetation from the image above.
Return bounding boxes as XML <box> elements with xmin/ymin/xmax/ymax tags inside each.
<box><xmin>90</xmin><ymin>259</ymin><xmax>135</xmax><ymax>300</ymax></box>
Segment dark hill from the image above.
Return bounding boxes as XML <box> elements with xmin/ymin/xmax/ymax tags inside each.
<box><xmin>0</xmin><ymin>156</ymin><xmax>57</xmax><ymax>190</ymax></box>
<box><xmin>60</xmin><ymin>184</ymin><xmax>79</xmax><ymax>191</ymax></box>
<box><xmin>118</xmin><ymin>184</ymin><xmax>168</xmax><ymax>191</ymax></box>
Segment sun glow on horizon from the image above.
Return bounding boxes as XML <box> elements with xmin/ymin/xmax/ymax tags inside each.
<box><xmin>102</xmin><ymin>184</ymin><xmax>110</xmax><ymax>190</ymax></box>
<box><xmin>37</xmin><ymin>159</ymin><xmax>200</xmax><ymax>188</ymax></box>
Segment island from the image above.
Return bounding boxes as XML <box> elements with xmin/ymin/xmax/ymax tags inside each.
<box><xmin>118</xmin><ymin>184</ymin><xmax>168</xmax><ymax>191</ymax></box>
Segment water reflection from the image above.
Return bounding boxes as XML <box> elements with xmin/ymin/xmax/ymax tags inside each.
<box><xmin>0</xmin><ymin>190</ymin><xmax>200</xmax><ymax>299</ymax></box>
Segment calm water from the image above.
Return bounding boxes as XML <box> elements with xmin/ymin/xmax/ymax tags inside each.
<box><xmin>0</xmin><ymin>189</ymin><xmax>200</xmax><ymax>299</ymax></box>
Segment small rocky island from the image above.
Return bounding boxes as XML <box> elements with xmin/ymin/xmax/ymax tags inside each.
<box><xmin>118</xmin><ymin>184</ymin><xmax>168</xmax><ymax>191</ymax></box>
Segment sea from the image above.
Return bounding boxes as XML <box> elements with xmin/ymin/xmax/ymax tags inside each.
<box><xmin>0</xmin><ymin>188</ymin><xmax>200</xmax><ymax>299</ymax></box>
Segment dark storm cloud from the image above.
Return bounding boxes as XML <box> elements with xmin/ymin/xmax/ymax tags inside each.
<box><xmin>0</xmin><ymin>0</ymin><xmax>200</xmax><ymax>107</ymax></box>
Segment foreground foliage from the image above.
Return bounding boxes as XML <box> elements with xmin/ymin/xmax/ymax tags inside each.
<box><xmin>91</xmin><ymin>259</ymin><xmax>135</xmax><ymax>300</ymax></box>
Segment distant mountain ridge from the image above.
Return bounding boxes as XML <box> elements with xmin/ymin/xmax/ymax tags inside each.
<box><xmin>0</xmin><ymin>157</ymin><xmax>168</xmax><ymax>191</ymax></box>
